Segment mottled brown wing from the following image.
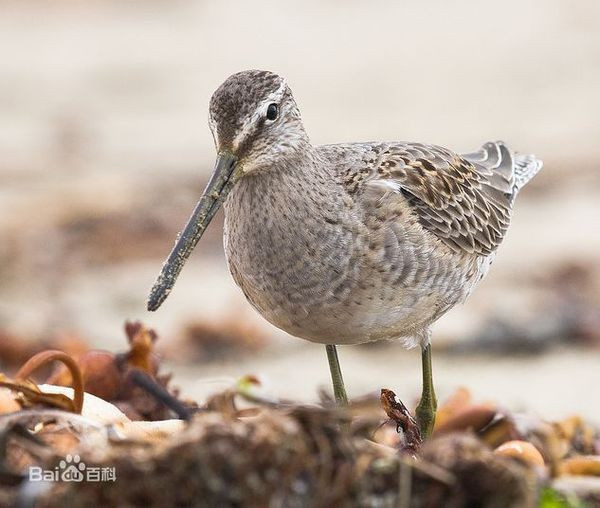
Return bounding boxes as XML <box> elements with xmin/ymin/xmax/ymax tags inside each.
<box><xmin>363</xmin><ymin>141</ymin><xmax>516</xmax><ymax>256</ymax></box>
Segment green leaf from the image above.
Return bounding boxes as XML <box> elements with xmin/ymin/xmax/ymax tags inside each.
<box><xmin>539</xmin><ymin>487</ymin><xmax>587</xmax><ymax>508</ymax></box>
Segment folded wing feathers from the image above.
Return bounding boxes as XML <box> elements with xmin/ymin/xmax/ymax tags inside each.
<box><xmin>365</xmin><ymin>140</ymin><xmax>542</xmax><ymax>256</ymax></box>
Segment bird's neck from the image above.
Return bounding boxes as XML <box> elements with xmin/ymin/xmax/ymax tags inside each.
<box><xmin>227</xmin><ymin>148</ymin><xmax>347</xmax><ymax>225</ymax></box>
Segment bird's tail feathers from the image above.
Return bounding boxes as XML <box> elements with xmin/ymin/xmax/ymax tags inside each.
<box><xmin>513</xmin><ymin>153</ymin><xmax>543</xmax><ymax>193</ymax></box>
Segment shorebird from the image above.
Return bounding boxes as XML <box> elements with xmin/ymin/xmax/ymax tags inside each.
<box><xmin>147</xmin><ymin>70</ymin><xmax>542</xmax><ymax>437</ymax></box>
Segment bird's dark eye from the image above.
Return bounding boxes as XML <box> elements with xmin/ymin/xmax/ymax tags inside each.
<box><xmin>266</xmin><ymin>103</ymin><xmax>279</xmax><ymax>121</ymax></box>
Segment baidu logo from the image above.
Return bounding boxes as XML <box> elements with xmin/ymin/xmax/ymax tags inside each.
<box><xmin>59</xmin><ymin>454</ymin><xmax>85</xmax><ymax>482</ymax></box>
<box><xmin>29</xmin><ymin>454</ymin><xmax>116</xmax><ymax>483</ymax></box>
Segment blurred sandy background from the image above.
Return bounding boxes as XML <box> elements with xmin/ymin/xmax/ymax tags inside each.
<box><xmin>0</xmin><ymin>1</ymin><xmax>599</xmax><ymax>418</ymax></box>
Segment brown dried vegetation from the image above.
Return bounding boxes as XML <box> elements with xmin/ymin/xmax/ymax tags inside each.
<box><xmin>0</xmin><ymin>323</ymin><xmax>598</xmax><ymax>506</ymax></box>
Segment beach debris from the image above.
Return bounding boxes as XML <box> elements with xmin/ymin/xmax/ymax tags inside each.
<box><xmin>0</xmin><ymin>329</ymin><xmax>599</xmax><ymax>506</ymax></box>
<box><xmin>46</xmin><ymin>321</ymin><xmax>193</xmax><ymax>421</ymax></box>
<box><xmin>494</xmin><ymin>440</ymin><xmax>545</xmax><ymax>468</ymax></box>
<box><xmin>380</xmin><ymin>388</ymin><xmax>422</xmax><ymax>453</ymax></box>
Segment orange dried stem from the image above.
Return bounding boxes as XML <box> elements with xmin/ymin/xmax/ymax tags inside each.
<box><xmin>15</xmin><ymin>350</ymin><xmax>84</xmax><ymax>414</ymax></box>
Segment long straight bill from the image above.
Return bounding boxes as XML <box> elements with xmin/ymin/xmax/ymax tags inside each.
<box><xmin>147</xmin><ymin>153</ymin><xmax>238</xmax><ymax>311</ymax></box>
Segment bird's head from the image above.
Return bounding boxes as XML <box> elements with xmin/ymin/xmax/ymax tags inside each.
<box><xmin>147</xmin><ymin>70</ymin><xmax>306</xmax><ymax>311</ymax></box>
<box><xmin>208</xmin><ymin>69</ymin><xmax>308</xmax><ymax>174</ymax></box>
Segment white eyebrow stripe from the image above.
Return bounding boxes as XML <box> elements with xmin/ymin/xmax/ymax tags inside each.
<box><xmin>269</xmin><ymin>77</ymin><xmax>288</xmax><ymax>104</ymax></box>
<box><xmin>232</xmin><ymin>78</ymin><xmax>288</xmax><ymax>151</ymax></box>
<box><xmin>208</xmin><ymin>112</ymin><xmax>218</xmax><ymax>144</ymax></box>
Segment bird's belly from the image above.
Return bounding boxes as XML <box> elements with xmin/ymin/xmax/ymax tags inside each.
<box><xmin>229</xmin><ymin>266</ymin><xmax>460</xmax><ymax>346</ymax></box>
<box><xmin>275</xmin><ymin>288</ymin><xmax>453</xmax><ymax>347</ymax></box>
<box><xmin>225</xmin><ymin>230</ymin><xmax>477</xmax><ymax>347</ymax></box>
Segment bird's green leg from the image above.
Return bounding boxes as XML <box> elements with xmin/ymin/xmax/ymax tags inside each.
<box><xmin>325</xmin><ymin>344</ymin><xmax>348</xmax><ymax>405</ymax></box>
<box><xmin>415</xmin><ymin>343</ymin><xmax>437</xmax><ymax>439</ymax></box>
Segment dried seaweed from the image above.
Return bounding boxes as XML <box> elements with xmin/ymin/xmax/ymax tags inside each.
<box><xmin>380</xmin><ymin>388</ymin><xmax>422</xmax><ymax>454</ymax></box>
<box><xmin>46</xmin><ymin>322</ymin><xmax>193</xmax><ymax>421</ymax></box>
<box><xmin>1</xmin><ymin>325</ymin><xmax>600</xmax><ymax>507</ymax></box>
